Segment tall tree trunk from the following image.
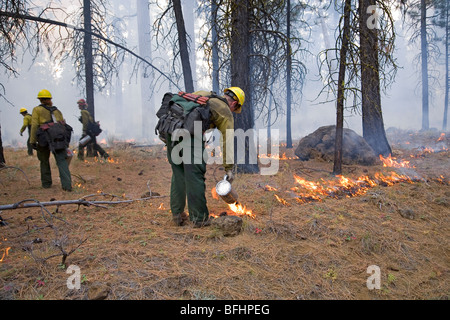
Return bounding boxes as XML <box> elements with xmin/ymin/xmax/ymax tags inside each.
<box><xmin>333</xmin><ymin>0</ymin><xmax>352</xmax><ymax>175</ymax></box>
<box><xmin>83</xmin><ymin>0</ymin><xmax>97</xmax><ymax>157</ymax></box>
<box><xmin>182</xmin><ymin>0</ymin><xmax>197</xmax><ymax>89</ymax></box>
<box><xmin>0</xmin><ymin>123</ymin><xmax>5</xmax><ymax>167</ymax></box>
<box><xmin>211</xmin><ymin>0</ymin><xmax>220</xmax><ymax>93</ymax></box>
<box><xmin>359</xmin><ymin>0</ymin><xmax>392</xmax><ymax>156</ymax></box>
<box><xmin>231</xmin><ymin>0</ymin><xmax>259</xmax><ymax>174</ymax></box>
<box><xmin>173</xmin><ymin>0</ymin><xmax>194</xmax><ymax>92</ymax></box>
<box><xmin>286</xmin><ymin>0</ymin><xmax>293</xmax><ymax>149</ymax></box>
<box><xmin>443</xmin><ymin>0</ymin><xmax>449</xmax><ymax>131</ymax></box>
<box><xmin>421</xmin><ymin>0</ymin><xmax>430</xmax><ymax>130</ymax></box>
<box><xmin>83</xmin><ymin>0</ymin><xmax>95</xmax><ymax>120</ymax></box>
<box><xmin>137</xmin><ymin>0</ymin><xmax>154</xmax><ymax>140</ymax></box>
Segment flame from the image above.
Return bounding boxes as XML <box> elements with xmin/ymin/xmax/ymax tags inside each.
<box><xmin>211</xmin><ymin>187</ymin><xmax>220</xmax><ymax>200</ymax></box>
<box><xmin>258</xmin><ymin>152</ymin><xmax>298</xmax><ymax>160</ymax></box>
<box><xmin>379</xmin><ymin>154</ymin><xmax>413</xmax><ymax>168</ymax></box>
<box><xmin>264</xmin><ymin>185</ymin><xmax>278</xmax><ymax>191</ymax></box>
<box><xmin>83</xmin><ymin>156</ymin><xmax>120</xmax><ymax>164</ymax></box>
<box><xmin>227</xmin><ymin>202</ymin><xmax>255</xmax><ymax>219</ymax></box>
<box><xmin>437</xmin><ymin>133</ymin><xmax>445</xmax><ymax>142</ymax></box>
<box><xmin>290</xmin><ymin>172</ymin><xmax>416</xmax><ymax>202</ymax></box>
<box><xmin>0</xmin><ymin>238</ymin><xmax>11</xmax><ymax>263</ymax></box>
<box><xmin>158</xmin><ymin>203</ymin><xmax>165</xmax><ymax>210</ymax></box>
<box><xmin>274</xmin><ymin>194</ymin><xmax>290</xmax><ymax>206</ymax></box>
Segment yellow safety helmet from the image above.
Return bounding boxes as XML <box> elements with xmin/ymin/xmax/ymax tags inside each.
<box><xmin>37</xmin><ymin>89</ymin><xmax>52</xmax><ymax>99</ymax></box>
<box><xmin>19</xmin><ymin>108</ymin><xmax>28</xmax><ymax>114</ymax></box>
<box><xmin>224</xmin><ymin>87</ymin><xmax>245</xmax><ymax>113</ymax></box>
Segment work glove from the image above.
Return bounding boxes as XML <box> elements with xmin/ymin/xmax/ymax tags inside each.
<box><xmin>31</xmin><ymin>143</ymin><xmax>38</xmax><ymax>150</ymax></box>
<box><xmin>225</xmin><ymin>170</ymin><xmax>234</xmax><ymax>183</ymax></box>
<box><xmin>20</xmin><ymin>132</ymin><xmax>23</xmax><ymax>136</ymax></box>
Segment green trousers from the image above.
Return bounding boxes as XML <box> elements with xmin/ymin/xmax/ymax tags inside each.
<box><xmin>167</xmin><ymin>134</ymin><xmax>209</xmax><ymax>223</ymax></box>
<box><xmin>26</xmin><ymin>135</ymin><xmax>33</xmax><ymax>156</ymax></box>
<box><xmin>37</xmin><ymin>146</ymin><xmax>72</xmax><ymax>191</ymax></box>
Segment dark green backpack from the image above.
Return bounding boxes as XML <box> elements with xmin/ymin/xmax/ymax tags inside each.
<box><xmin>155</xmin><ymin>92</ymin><xmax>222</xmax><ymax>143</ymax></box>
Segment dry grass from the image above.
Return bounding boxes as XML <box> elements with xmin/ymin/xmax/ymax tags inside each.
<box><xmin>0</xmin><ymin>130</ymin><xmax>449</xmax><ymax>300</ymax></box>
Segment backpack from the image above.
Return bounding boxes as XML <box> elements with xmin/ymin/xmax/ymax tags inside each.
<box><xmin>155</xmin><ymin>91</ymin><xmax>225</xmax><ymax>144</ymax></box>
<box><xmin>87</xmin><ymin>121</ymin><xmax>102</xmax><ymax>137</ymax></box>
<box><xmin>36</xmin><ymin>106</ymin><xmax>73</xmax><ymax>152</ymax></box>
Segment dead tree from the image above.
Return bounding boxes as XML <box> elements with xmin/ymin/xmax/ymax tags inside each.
<box><xmin>334</xmin><ymin>0</ymin><xmax>352</xmax><ymax>175</ymax></box>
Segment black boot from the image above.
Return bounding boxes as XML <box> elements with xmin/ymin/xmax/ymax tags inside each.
<box><xmin>173</xmin><ymin>212</ymin><xmax>189</xmax><ymax>226</ymax></box>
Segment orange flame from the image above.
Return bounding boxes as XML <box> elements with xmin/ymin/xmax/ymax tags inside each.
<box><xmin>211</xmin><ymin>187</ymin><xmax>220</xmax><ymax>200</ymax></box>
<box><xmin>158</xmin><ymin>203</ymin><xmax>165</xmax><ymax>210</ymax></box>
<box><xmin>264</xmin><ymin>185</ymin><xmax>278</xmax><ymax>191</ymax></box>
<box><xmin>228</xmin><ymin>202</ymin><xmax>255</xmax><ymax>219</ymax></box>
<box><xmin>0</xmin><ymin>237</ymin><xmax>11</xmax><ymax>263</ymax></box>
<box><xmin>379</xmin><ymin>154</ymin><xmax>413</xmax><ymax>168</ymax></box>
<box><xmin>274</xmin><ymin>194</ymin><xmax>290</xmax><ymax>206</ymax></box>
<box><xmin>259</xmin><ymin>152</ymin><xmax>298</xmax><ymax>160</ymax></box>
<box><xmin>291</xmin><ymin>172</ymin><xmax>416</xmax><ymax>201</ymax></box>
<box><xmin>437</xmin><ymin>133</ymin><xmax>445</xmax><ymax>142</ymax></box>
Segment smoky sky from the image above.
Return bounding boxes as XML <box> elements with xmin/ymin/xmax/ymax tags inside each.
<box><xmin>0</xmin><ymin>1</ymin><xmax>448</xmax><ymax>148</ymax></box>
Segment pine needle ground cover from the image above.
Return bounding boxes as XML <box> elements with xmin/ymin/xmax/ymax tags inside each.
<box><xmin>0</xmin><ymin>129</ymin><xmax>448</xmax><ymax>300</ymax></box>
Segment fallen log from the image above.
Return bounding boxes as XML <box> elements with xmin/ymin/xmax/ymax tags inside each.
<box><xmin>0</xmin><ymin>195</ymin><xmax>166</xmax><ymax>211</ymax></box>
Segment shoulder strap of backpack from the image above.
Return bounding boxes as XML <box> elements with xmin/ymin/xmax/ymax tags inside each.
<box><xmin>206</xmin><ymin>93</ymin><xmax>228</xmax><ymax>105</ymax></box>
<box><xmin>41</xmin><ymin>105</ymin><xmax>58</xmax><ymax>123</ymax></box>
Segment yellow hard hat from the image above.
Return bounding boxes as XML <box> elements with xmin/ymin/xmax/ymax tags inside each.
<box><xmin>20</xmin><ymin>108</ymin><xmax>27</xmax><ymax>114</ymax></box>
<box><xmin>37</xmin><ymin>89</ymin><xmax>52</xmax><ymax>99</ymax></box>
<box><xmin>224</xmin><ymin>87</ymin><xmax>245</xmax><ymax>113</ymax></box>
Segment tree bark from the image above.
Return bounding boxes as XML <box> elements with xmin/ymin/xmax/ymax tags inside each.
<box><xmin>211</xmin><ymin>0</ymin><xmax>220</xmax><ymax>93</ymax></box>
<box><xmin>333</xmin><ymin>0</ymin><xmax>352</xmax><ymax>175</ymax></box>
<box><xmin>359</xmin><ymin>0</ymin><xmax>392</xmax><ymax>156</ymax></box>
<box><xmin>421</xmin><ymin>0</ymin><xmax>429</xmax><ymax>130</ymax></box>
<box><xmin>231</xmin><ymin>0</ymin><xmax>259</xmax><ymax>174</ymax></box>
<box><xmin>182</xmin><ymin>0</ymin><xmax>197</xmax><ymax>88</ymax></box>
<box><xmin>173</xmin><ymin>0</ymin><xmax>194</xmax><ymax>92</ymax></box>
<box><xmin>0</xmin><ymin>123</ymin><xmax>5</xmax><ymax>167</ymax></box>
<box><xmin>83</xmin><ymin>0</ymin><xmax>95</xmax><ymax>121</ymax></box>
<box><xmin>443</xmin><ymin>0</ymin><xmax>449</xmax><ymax>131</ymax></box>
<box><xmin>286</xmin><ymin>0</ymin><xmax>293</xmax><ymax>149</ymax></box>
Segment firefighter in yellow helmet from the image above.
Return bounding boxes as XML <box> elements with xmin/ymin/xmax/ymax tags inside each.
<box><xmin>167</xmin><ymin>86</ymin><xmax>245</xmax><ymax>228</ymax></box>
<box><xmin>30</xmin><ymin>89</ymin><xmax>72</xmax><ymax>191</ymax></box>
<box><xmin>19</xmin><ymin>108</ymin><xmax>33</xmax><ymax>155</ymax></box>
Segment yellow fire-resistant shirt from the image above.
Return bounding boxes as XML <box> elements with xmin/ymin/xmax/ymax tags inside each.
<box><xmin>79</xmin><ymin>109</ymin><xmax>94</xmax><ymax>135</ymax></box>
<box><xmin>193</xmin><ymin>90</ymin><xmax>234</xmax><ymax>171</ymax></box>
<box><xmin>20</xmin><ymin>114</ymin><xmax>32</xmax><ymax>135</ymax></box>
<box><xmin>30</xmin><ymin>105</ymin><xmax>65</xmax><ymax>144</ymax></box>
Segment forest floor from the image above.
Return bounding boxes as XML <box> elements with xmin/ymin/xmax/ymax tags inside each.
<box><xmin>0</xmin><ymin>128</ymin><xmax>448</xmax><ymax>300</ymax></box>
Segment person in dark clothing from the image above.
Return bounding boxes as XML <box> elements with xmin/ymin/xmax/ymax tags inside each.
<box><xmin>77</xmin><ymin>99</ymin><xmax>109</xmax><ymax>161</ymax></box>
<box><xmin>167</xmin><ymin>87</ymin><xmax>245</xmax><ymax>228</ymax></box>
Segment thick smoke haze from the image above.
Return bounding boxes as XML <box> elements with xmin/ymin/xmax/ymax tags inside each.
<box><xmin>0</xmin><ymin>1</ymin><xmax>448</xmax><ymax>150</ymax></box>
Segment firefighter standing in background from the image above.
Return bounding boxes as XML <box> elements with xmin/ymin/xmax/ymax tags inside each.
<box><xmin>77</xmin><ymin>99</ymin><xmax>109</xmax><ymax>160</ymax></box>
<box><xmin>167</xmin><ymin>87</ymin><xmax>245</xmax><ymax>228</ymax></box>
<box><xmin>19</xmin><ymin>108</ymin><xmax>33</xmax><ymax>156</ymax></box>
<box><xmin>30</xmin><ymin>89</ymin><xmax>72</xmax><ymax>191</ymax></box>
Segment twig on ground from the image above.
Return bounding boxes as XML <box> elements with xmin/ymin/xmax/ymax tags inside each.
<box><xmin>0</xmin><ymin>165</ymin><xmax>30</xmax><ymax>184</ymax></box>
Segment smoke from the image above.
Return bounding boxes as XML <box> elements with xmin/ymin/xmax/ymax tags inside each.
<box><xmin>1</xmin><ymin>1</ymin><xmax>448</xmax><ymax>149</ymax></box>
